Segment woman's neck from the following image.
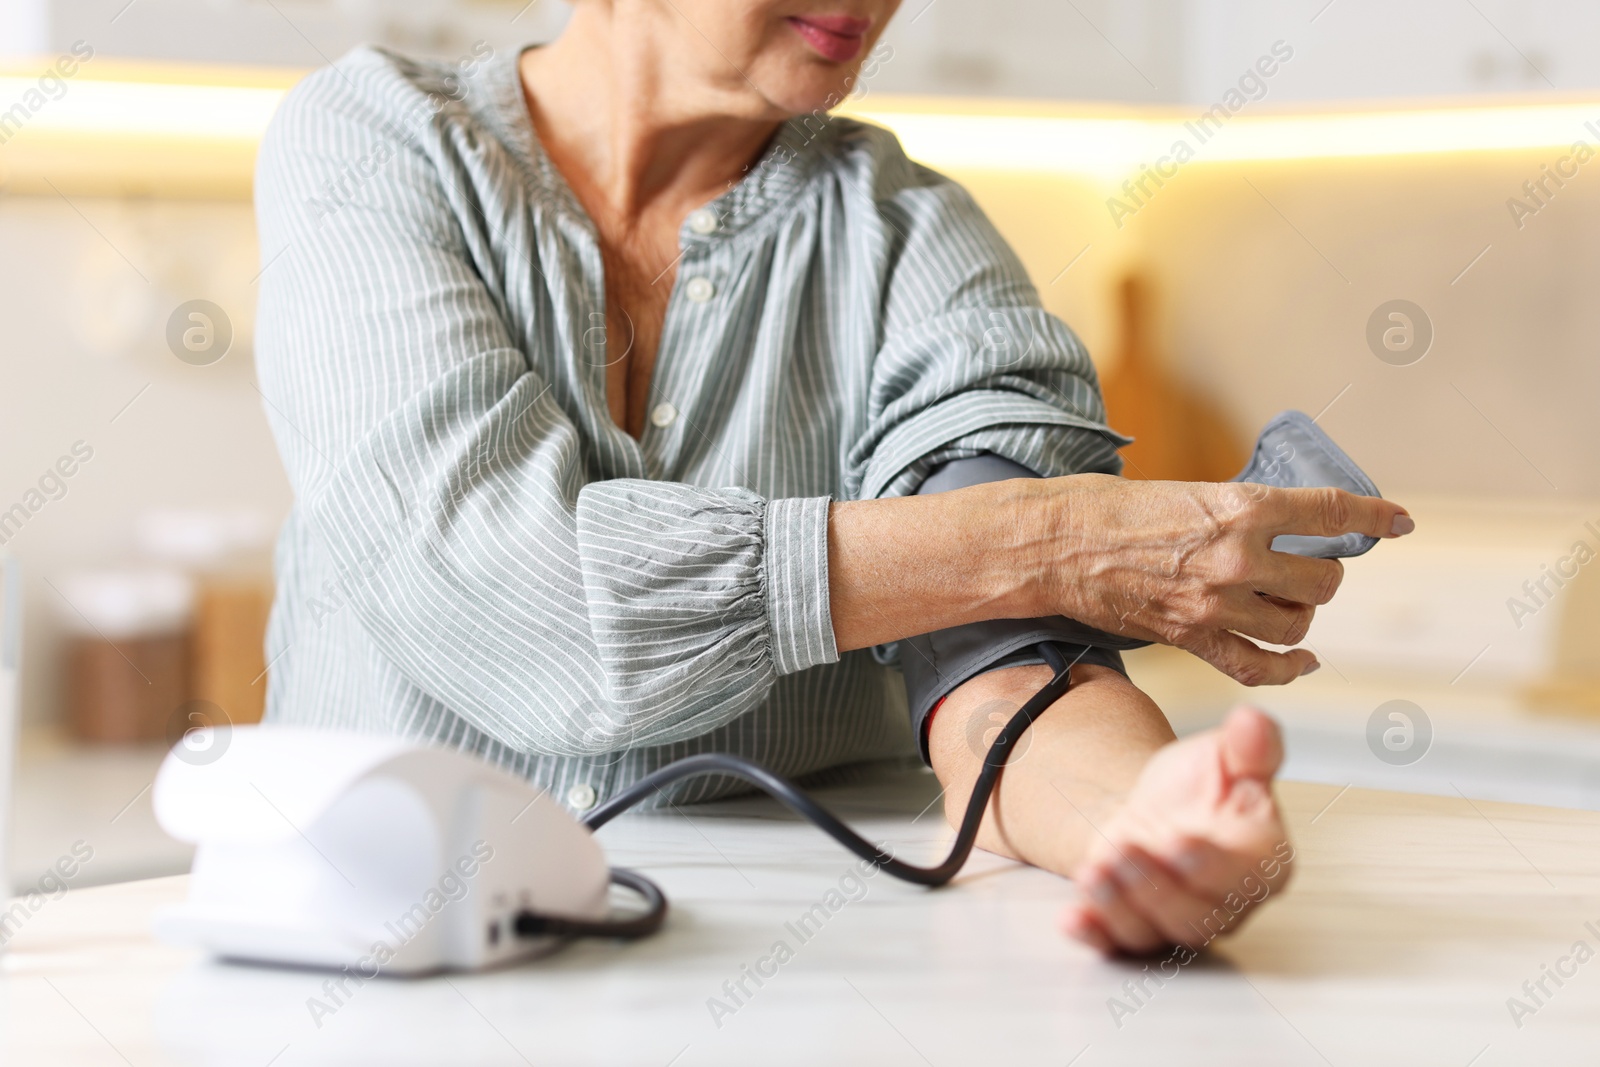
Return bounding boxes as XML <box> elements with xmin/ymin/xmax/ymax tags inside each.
<box><xmin>519</xmin><ymin>4</ymin><xmax>785</xmax><ymax>225</ymax></box>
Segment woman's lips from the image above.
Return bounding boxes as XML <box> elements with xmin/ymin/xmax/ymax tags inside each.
<box><xmin>786</xmin><ymin>15</ymin><xmax>869</xmax><ymax>63</ymax></box>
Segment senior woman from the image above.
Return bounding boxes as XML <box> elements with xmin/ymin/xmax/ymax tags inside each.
<box><xmin>254</xmin><ymin>0</ymin><xmax>1411</xmax><ymax>956</ymax></box>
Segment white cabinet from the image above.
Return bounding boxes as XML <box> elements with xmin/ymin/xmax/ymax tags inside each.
<box><xmin>1183</xmin><ymin>0</ymin><xmax>1600</xmax><ymax>105</ymax></box>
<box><xmin>31</xmin><ymin>0</ymin><xmax>571</xmax><ymax>67</ymax></box>
<box><xmin>12</xmin><ymin>0</ymin><xmax>1600</xmax><ymax>106</ymax></box>
<box><xmin>871</xmin><ymin>0</ymin><xmax>1600</xmax><ymax>104</ymax></box>
<box><xmin>0</xmin><ymin>0</ymin><xmax>49</xmax><ymax>54</ymax></box>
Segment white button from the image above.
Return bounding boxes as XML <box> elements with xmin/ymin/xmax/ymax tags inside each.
<box><xmin>687</xmin><ymin>208</ymin><xmax>719</xmax><ymax>235</ymax></box>
<box><xmin>684</xmin><ymin>276</ymin><xmax>715</xmax><ymax>303</ymax></box>
<box><xmin>649</xmin><ymin>402</ymin><xmax>678</xmax><ymax>428</ymax></box>
<box><xmin>566</xmin><ymin>783</ymin><xmax>598</xmax><ymax>811</ymax></box>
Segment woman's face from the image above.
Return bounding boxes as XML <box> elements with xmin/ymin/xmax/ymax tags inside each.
<box><xmin>630</xmin><ymin>0</ymin><xmax>902</xmax><ymax>117</ymax></box>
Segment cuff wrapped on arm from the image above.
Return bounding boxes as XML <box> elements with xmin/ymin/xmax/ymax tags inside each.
<box><xmin>900</xmin><ymin>454</ymin><xmax>1137</xmax><ymax>764</ymax></box>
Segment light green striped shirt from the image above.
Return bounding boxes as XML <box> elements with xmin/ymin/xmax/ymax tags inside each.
<box><xmin>255</xmin><ymin>46</ymin><xmax>1123</xmax><ymax>812</ymax></box>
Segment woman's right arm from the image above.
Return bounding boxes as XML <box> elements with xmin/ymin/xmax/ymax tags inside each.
<box><xmin>255</xmin><ymin>58</ymin><xmax>841</xmax><ymax>757</ymax></box>
<box><xmin>829</xmin><ymin>474</ymin><xmax>1412</xmax><ymax>687</ymax></box>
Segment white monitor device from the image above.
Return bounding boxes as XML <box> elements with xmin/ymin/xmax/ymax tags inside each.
<box><xmin>153</xmin><ymin>725</ymin><xmax>612</xmax><ymax>974</ymax></box>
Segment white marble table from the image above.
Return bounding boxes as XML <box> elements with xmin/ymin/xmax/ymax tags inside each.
<box><xmin>5</xmin><ymin>764</ymin><xmax>1600</xmax><ymax>1066</ymax></box>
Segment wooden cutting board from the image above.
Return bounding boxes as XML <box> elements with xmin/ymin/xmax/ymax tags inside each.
<box><xmin>1099</xmin><ymin>272</ymin><xmax>1247</xmax><ymax>482</ymax></box>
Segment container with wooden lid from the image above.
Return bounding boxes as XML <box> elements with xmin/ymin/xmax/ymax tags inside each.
<box><xmin>56</xmin><ymin>568</ymin><xmax>194</xmax><ymax>744</ymax></box>
<box><xmin>136</xmin><ymin>509</ymin><xmax>274</xmax><ymax>729</ymax></box>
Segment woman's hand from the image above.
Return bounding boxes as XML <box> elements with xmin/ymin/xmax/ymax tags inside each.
<box><xmin>929</xmin><ymin>667</ymin><xmax>1294</xmax><ymax>957</ymax></box>
<box><xmin>1058</xmin><ymin>706</ymin><xmax>1294</xmax><ymax>956</ymax></box>
<box><xmin>827</xmin><ymin>472</ymin><xmax>1411</xmax><ymax>681</ymax></box>
<box><xmin>1029</xmin><ymin>475</ymin><xmax>1414</xmax><ymax>686</ymax></box>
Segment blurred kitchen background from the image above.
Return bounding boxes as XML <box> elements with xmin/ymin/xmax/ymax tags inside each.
<box><xmin>4</xmin><ymin>0</ymin><xmax>1600</xmax><ymax>890</ymax></box>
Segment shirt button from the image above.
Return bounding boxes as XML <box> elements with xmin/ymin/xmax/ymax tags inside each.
<box><xmin>684</xmin><ymin>276</ymin><xmax>715</xmax><ymax>303</ymax></box>
<box><xmin>649</xmin><ymin>402</ymin><xmax>678</xmax><ymax>428</ymax></box>
<box><xmin>687</xmin><ymin>208</ymin><xmax>719</xmax><ymax>235</ymax></box>
<box><xmin>566</xmin><ymin>783</ymin><xmax>598</xmax><ymax>811</ymax></box>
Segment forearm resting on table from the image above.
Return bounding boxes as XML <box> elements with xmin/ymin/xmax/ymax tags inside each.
<box><xmin>926</xmin><ymin>662</ymin><xmax>1174</xmax><ymax>877</ymax></box>
<box><xmin>825</xmin><ymin>471</ymin><xmax>1324</xmax><ymax>951</ymax></box>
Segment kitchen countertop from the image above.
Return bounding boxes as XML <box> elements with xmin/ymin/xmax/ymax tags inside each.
<box><xmin>17</xmin><ymin>646</ymin><xmax>1600</xmax><ymax>898</ymax></box>
<box><xmin>5</xmin><ymin>764</ymin><xmax>1600</xmax><ymax>1066</ymax></box>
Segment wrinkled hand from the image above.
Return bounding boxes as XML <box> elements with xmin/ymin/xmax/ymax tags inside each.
<box><xmin>1041</xmin><ymin>475</ymin><xmax>1413</xmax><ymax>686</ymax></box>
<box><xmin>1059</xmin><ymin>706</ymin><xmax>1295</xmax><ymax>956</ymax></box>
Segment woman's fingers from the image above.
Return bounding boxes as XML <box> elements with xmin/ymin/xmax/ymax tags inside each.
<box><xmin>1112</xmin><ymin>845</ymin><xmax>1241</xmax><ymax>950</ymax></box>
<box><xmin>1250</xmin><ymin>551</ymin><xmax>1344</xmax><ymax>607</ymax></box>
<box><xmin>1072</xmin><ymin>841</ymin><xmax>1291</xmax><ymax>955</ymax></box>
<box><xmin>1218</xmin><ymin>706</ymin><xmax>1285</xmax><ymax>782</ymax></box>
<box><xmin>1161</xmin><ymin>837</ymin><xmax>1290</xmax><ymax>906</ymax></box>
<box><xmin>1074</xmin><ymin>861</ymin><xmax>1169</xmax><ymax>955</ymax></box>
<box><xmin>1256</xmin><ymin>486</ymin><xmax>1414</xmax><ymax>541</ymax></box>
<box><xmin>1059</xmin><ymin>902</ymin><xmax>1116</xmax><ymax>954</ymax></box>
<box><xmin>1181</xmin><ymin>628</ymin><xmax>1317</xmax><ymax>687</ymax></box>
<box><xmin>1213</xmin><ymin>589</ymin><xmax>1315</xmax><ymax>647</ymax></box>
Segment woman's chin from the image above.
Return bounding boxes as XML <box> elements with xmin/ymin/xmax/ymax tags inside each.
<box><xmin>756</xmin><ymin>72</ymin><xmax>863</xmax><ymax>118</ymax></box>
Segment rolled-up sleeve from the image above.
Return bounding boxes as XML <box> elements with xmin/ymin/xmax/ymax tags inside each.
<box><xmin>255</xmin><ymin>64</ymin><xmax>836</xmax><ymax>759</ymax></box>
<box><xmin>842</xmin><ymin>157</ymin><xmax>1131</xmax><ymax>679</ymax></box>
<box><xmin>846</xmin><ymin>169</ymin><xmax>1128</xmax><ymax>503</ymax></box>
<box><xmin>574</xmin><ymin>483</ymin><xmax>835</xmax><ymax>698</ymax></box>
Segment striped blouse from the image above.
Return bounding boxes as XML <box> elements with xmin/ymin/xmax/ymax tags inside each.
<box><xmin>253</xmin><ymin>45</ymin><xmax>1124</xmax><ymax>812</ymax></box>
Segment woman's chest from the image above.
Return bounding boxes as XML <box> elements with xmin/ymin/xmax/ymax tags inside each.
<box><xmin>508</xmin><ymin>204</ymin><xmax>880</xmax><ymax>490</ymax></box>
<box><xmin>596</xmin><ymin>228</ymin><xmax>677</xmax><ymax>437</ymax></box>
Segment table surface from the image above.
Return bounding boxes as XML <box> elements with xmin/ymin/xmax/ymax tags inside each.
<box><xmin>5</xmin><ymin>765</ymin><xmax>1600</xmax><ymax>1067</ymax></box>
<box><xmin>20</xmin><ymin>642</ymin><xmax>1600</xmax><ymax>900</ymax></box>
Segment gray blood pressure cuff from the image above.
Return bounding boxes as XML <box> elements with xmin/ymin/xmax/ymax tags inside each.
<box><xmin>1242</xmin><ymin>410</ymin><xmax>1382</xmax><ymax>560</ymax></box>
<box><xmin>900</xmin><ymin>409</ymin><xmax>1383</xmax><ymax>764</ymax></box>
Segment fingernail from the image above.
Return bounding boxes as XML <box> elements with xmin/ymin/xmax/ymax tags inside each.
<box><xmin>1300</xmin><ymin>660</ymin><xmax>1320</xmax><ymax>676</ymax></box>
<box><xmin>1112</xmin><ymin>858</ymin><xmax>1143</xmax><ymax>888</ymax></box>
<box><xmin>1171</xmin><ymin>848</ymin><xmax>1204</xmax><ymax>875</ymax></box>
<box><xmin>1233</xmin><ymin>778</ymin><xmax>1269</xmax><ymax>807</ymax></box>
<box><xmin>1087</xmin><ymin>876</ymin><xmax>1118</xmax><ymax>906</ymax></box>
<box><xmin>1390</xmin><ymin>514</ymin><xmax>1415</xmax><ymax>536</ymax></box>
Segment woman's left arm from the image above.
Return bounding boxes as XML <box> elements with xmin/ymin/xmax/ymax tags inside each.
<box><xmin>836</xmin><ymin>154</ymin><xmax>1301</xmax><ymax>953</ymax></box>
<box><xmin>832</xmin><ymin>153</ymin><xmax>1127</xmax><ymax>657</ymax></box>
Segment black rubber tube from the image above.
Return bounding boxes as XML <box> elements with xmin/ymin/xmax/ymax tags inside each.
<box><xmin>584</xmin><ymin>641</ymin><xmax>1076</xmax><ymax>887</ymax></box>
<box><xmin>513</xmin><ymin>867</ymin><xmax>668</xmax><ymax>940</ymax></box>
<box><xmin>517</xmin><ymin>642</ymin><xmax>1075</xmax><ymax>939</ymax></box>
